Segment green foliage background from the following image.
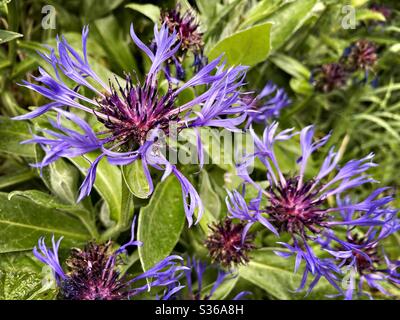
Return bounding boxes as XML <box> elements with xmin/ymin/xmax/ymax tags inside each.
<box><xmin>0</xmin><ymin>0</ymin><xmax>399</xmax><ymax>300</ymax></box>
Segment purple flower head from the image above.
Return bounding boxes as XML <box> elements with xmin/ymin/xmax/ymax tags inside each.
<box><xmin>244</xmin><ymin>82</ymin><xmax>291</xmax><ymax>127</ymax></box>
<box><xmin>169</xmin><ymin>257</ymin><xmax>250</xmax><ymax>300</ymax></box>
<box><xmin>205</xmin><ymin>217</ymin><xmax>255</xmax><ymax>268</ymax></box>
<box><xmin>16</xmin><ymin>23</ymin><xmax>249</xmax><ymax>226</ymax></box>
<box><xmin>341</xmin><ymin>40</ymin><xmax>378</xmax><ymax>73</ymax></box>
<box><xmin>33</xmin><ymin>217</ymin><xmax>187</xmax><ymax>300</ymax></box>
<box><xmin>160</xmin><ymin>3</ymin><xmax>205</xmax><ymax>79</ymax></box>
<box><xmin>311</xmin><ymin>63</ymin><xmax>348</xmax><ymax>93</ymax></box>
<box><xmin>326</xmin><ymin>196</ymin><xmax>400</xmax><ymax>299</ymax></box>
<box><xmin>229</xmin><ymin>122</ymin><xmax>395</xmax><ymax>295</ymax></box>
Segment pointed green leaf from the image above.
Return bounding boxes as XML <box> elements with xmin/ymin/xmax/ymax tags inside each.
<box><xmin>122</xmin><ymin>160</ymin><xmax>152</xmax><ymax>199</ymax></box>
<box><xmin>266</xmin><ymin>0</ymin><xmax>318</xmax><ymax>51</ymax></box>
<box><xmin>240</xmin><ymin>0</ymin><xmax>283</xmax><ymax>29</ymax></box>
<box><xmin>0</xmin><ymin>116</ymin><xmax>34</xmax><ymax>157</ymax></box>
<box><xmin>138</xmin><ymin>176</ymin><xmax>185</xmax><ymax>270</ymax></box>
<box><xmin>270</xmin><ymin>53</ymin><xmax>311</xmax><ymax>79</ymax></box>
<box><xmin>7</xmin><ymin>190</ymin><xmax>97</xmax><ymax>239</ymax></box>
<box><xmin>0</xmin><ymin>29</ymin><xmax>22</xmax><ymax>44</ymax></box>
<box><xmin>199</xmin><ymin>170</ymin><xmax>221</xmax><ymax>219</ymax></box>
<box><xmin>208</xmin><ymin>22</ymin><xmax>272</xmax><ymax>67</ymax></box>
<box><xmin>197</xmin><ymin>171</ymin><xmax>220</xmax><ymax>233</ymax></box>
<box><xmin>38</xmin><ymin>156</ymin><xmax>80</xmax><ymax>205</ymax></box>
<box><xmin>356</xmin><ymin>9</ymin><xmax>386</xmax><ymax>22</ymax></box>
<box><xmin>93</xmin><ymin>15</ymin><xmax>138</xmax><ymax>73</ymax></box>
<box><xmin>0</xmin><ymin>193</ymin><xmax>89</xmax><ymax>253</ymax></box>
<box><xmin>125</xmin><ymin>3</ymin><xmax>160</xmax><ymax>23</ymax></box>
<box><xmin>239</xmin><ymin>249</ymin><xmax>336</xmax><ymax>299</ymax></box>
<box><xmin>0</xmin><ymin>271</ymin><xmax>44</xmax><ymax>300</ymax></box>
<box><xmin>82</xmin><ymin>0</ymin><xmax>125</xmax><ymax>21</ymax></box>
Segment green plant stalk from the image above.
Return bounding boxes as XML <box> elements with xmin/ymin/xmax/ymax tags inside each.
<box><xmin>7</xmin><ymin>0</ymin><xmax>19</xmax><ymax>75</ymax></box>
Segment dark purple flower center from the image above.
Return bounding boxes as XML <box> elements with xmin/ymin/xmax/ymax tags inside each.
<box><xmin>161</xmin><ymin>5</ymin><xmax>203</xmax><ymax>54</ymax></box>
<box><xmin>97</xmin><ymin>76</ymin><xmax>178</xmax><ymax>149</ymax></box>
<box><xmin>266</xmin><ymin>177</ymin><xmax>327</xmax><ymax>236</ymax></box>
<box><xmin>346</xmin><ymin>234</ymin><xmax>380</xmax><ymax>275</ymax></box>
<box><xmin>60</xmin><ymin>242</ymin><xmax>127</xmax><ymax>300</ymax></box>
<box><xmin>205</xmin><ymin>218</ymin><xmax>255</xmax><ymax>267</ymax></box>
<box><xmin>312</xmin><ymin>63</ymin><xmax>348</xmax><ymax>93</ymax></box>
<box><xmin>241</xmin><ymin>94</ymin><xmax>258</xmax><ymax>111</ymax></box>
<box><xmin>342</xmin><ymin>40</ymin><xmax>378</xmax><ymax>72</ymax></box>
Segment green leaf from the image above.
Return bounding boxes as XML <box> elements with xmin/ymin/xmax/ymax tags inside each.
<box><xmin>239</xmin><ymin>249</ymin><xmax>335</xmax><ymax>299</ymax></box>
<box><xmin>351</xmin><ymin>0</ymin><xmax>369</xmax><ymax>6</ymax></box>
<box><xmin>122</xmin><ymin>160</ymin><xmax>152</xmax><ymax>199</ymax></box>
<box><xmin>0</xmin><ymin>0</ymin><xmax>11</xmax><ymax>6</ymax></box>
<box><xmin>82</xmin><ymin>0</ymin><xmax>125</xmax><ymax>21</ymax></box>
<box><xmin>389</xmin><ymin>44</ymin><xmax>400</xmax><ymax>54</ymax></box>
<box><xmin>188</xmin><ymin>127</ymin><xmax>235</xmax><ymax>172</ymax></box>
<box><xmin>266</xmin><ymin>0</ymin><xmax>317</xmax><ymax>51</ymax></box>
<box><xmin>199</xmin><ymin>170</ymin><xmax>220</xmax><ymax>229</ymax></box>
<box><xmin>270</xmin><ymin>53</ymin><xmax>311</xmax><ymax>79</ymax></box>
<box><xmin>0</xmin><ymin>251</ymin><xmax>43</xmax><ymax>273</ymax></box>
<box><xmin>354</xmin><ymin>114</ymin><xmax>400</xmax><ymax>142</ymax></box>
<box><xmin>34</xmin><ymin>150</ymin><xmax>80</xmax><ymax>205</ymax></box>
<box><xmin>138</xmin><ymin>176</ymin><xmax>185</xmax><ymax>270</ymax></box>
<box><xmin>7</xmin><ymin>191</ymin><xmax>97</xmax><ymax>239</ymax></box>
<box><xmin>290</xmin><ymin>78</ymin><xmax>313</xmax><ymax>96</ymax></box>
<box><xmin>199</xmin><ymin>171</ymin><xmax>221</xmax><ymax>217</ymax></box>
<box><xmin>0</xmin><ymin>263</ymin><xmax>57</xmax><ymax>300</ymax></box>
<box><xmin>239</xmin><ymin>249</ymin><xmax>302</xmax><ymax>299</ymax></box>
<box><xmin>8</xmin><ymin>190</ymin><xmax>80</xmax><ymax>212</ymax></box>
<box><xmin>0</xmin><ymin>29</ymin><xmax>22</xmax><ymax>44</ymax></box>
<box><xmin>10</xmin><ymin>57</ymin><xmax>38</xmax><ymax>79</ymax></box>
<box><xmin>0</xmin><ymin>271</ymin><xmax>42</xmax><ymax>300</ymax></box>
<box><xmin>125</xmin><ymin>3</ymin><xmax>160</xmax><ymax>23</ymax></box>
<box><xmin>240</xmin><ymin>0</ymin><xmax>284</xmax><ymax>29</ymax></box>
<box><xmin>356</xmin><ymin>9</ymin><xmax>386</xmax><ymax>22</ymax></box>
<box><xmin>0</xmin><ymin>192</ymin><xmax>90</xmax><ymax>253</ymax></box>
<box><xmin>93</xmin><ymin>15</ymin><xmax>138</xmax><ymax>73</ymax></box>
<box><xmin>0</xmin><ymin>169</ymin><xmax>35</xmax><ymax>189</ymax></box>
<box><xmin>203</xmin><ymin>0</ymin><xmax>243</xmax><ymax>40</ymax></box>
<box><xmin>208</xmin><ymin>22</ymin><xmax>272</xmax><ymax>67</ymax></box>
<box><xmin>0</xmin><ymin>116</ymin><xmax>35</xmax><ymax>157</ymax></box>
<box><xmin>196</xmin><ymin>0</ymin><xmax>217</xmax><ymax>22</ymax></box>
<box><xmin>208</xmin><ymin>275</ymin><xmax>239</xmax><ymax>300</ymax></box>
<box><xmin>69</xmin><ymin>153</ymin><xmax>122</xmax><ymax>223</ymax></box>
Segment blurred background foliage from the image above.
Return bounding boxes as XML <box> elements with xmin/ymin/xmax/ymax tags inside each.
<box><xmin>0</xmin><ymin>0</ymin><xmax>399</xmax><ymax>300</ymax></box>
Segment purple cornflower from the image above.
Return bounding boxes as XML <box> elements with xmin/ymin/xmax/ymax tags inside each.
<box><xmin>15</xmin><ymin>24</ymin><xmax>248</xmax><ymax>226</ymax></box>
<box><xmin>311</xmin><ymin>63</ymin><xmax>348</xmax><ymax>93</ymax></box>
<box><xmin>228</xmin><ymin>122</ymin><xmax>395</xmax><ymax>295</ymax></box>
<box><xmin>325</xmin><ymin>196</ymin><xmax>400</xmax><ymax>299</ymax></box>
<box><xmin>341</xmin><ymin>40</ymin><xmax>378</xmax><ymax>73</ymax></box>
<box><xmin>243</xmin><ymin>82</ymin><xmax>291</xmax><ymax>127</ymax></box>
<box><xmin>160</xmin><ymin>4</ymin><xmax>206</xmax><ymax>79</ymax></box>
<box><xmin>205</xmin><ymin>217</ymin><xmax>255</xmax><ymax>268</ymax></box>
<box><xmin>170</xmin><ymin>257</ymin><xmax>250</xmax><ymax>300</ymax></box>
<box><xmin>33</xmin><ymin>218</ymin><xmax>187</xmax><ymax>300</ymax></box>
